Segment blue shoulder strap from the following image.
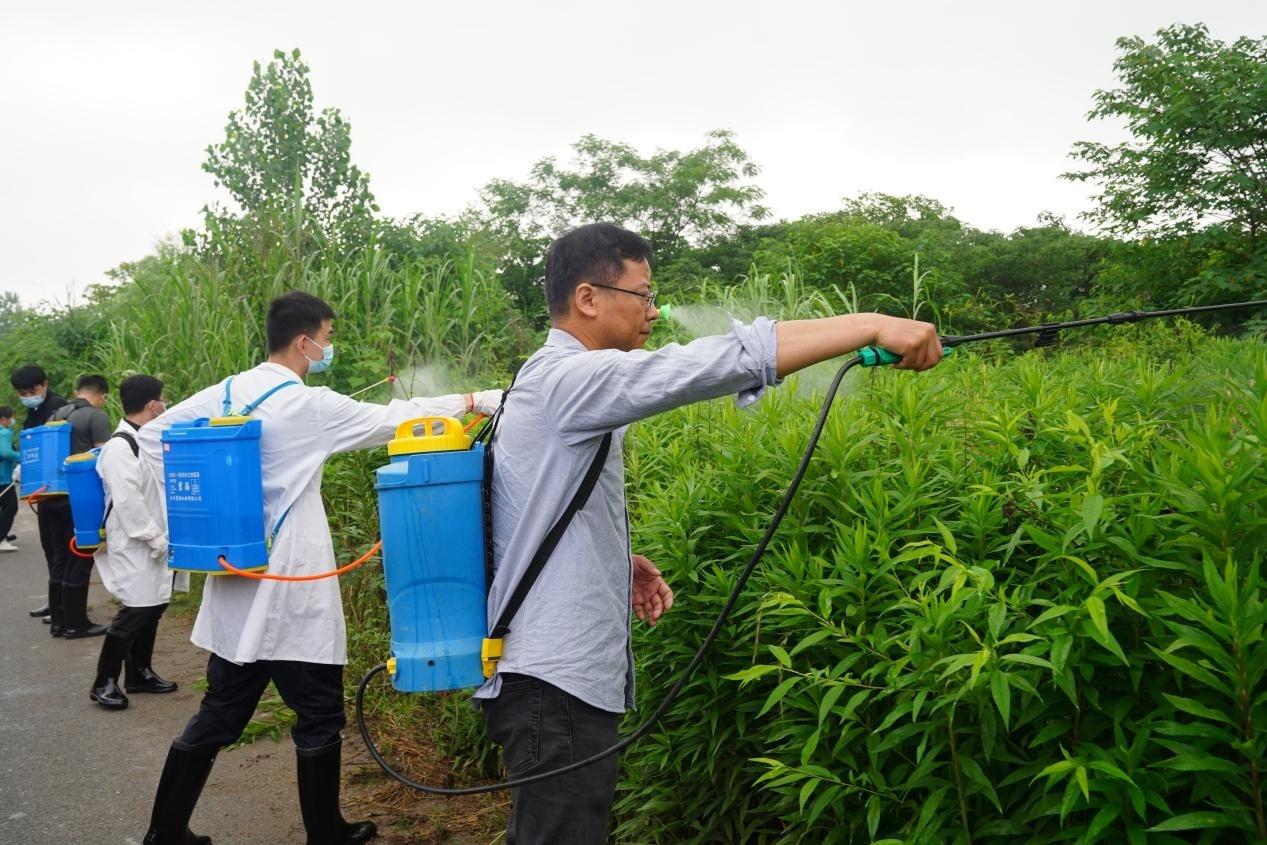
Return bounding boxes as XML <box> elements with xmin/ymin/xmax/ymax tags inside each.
<box><xmin>221</xmin><ymin>377</ymin><xmax>235</xmax><ymax>416</ymax></box>
<box><xmin>221</xmin><ymin>377</ymin><xmax>300</xmax><ymax>417</ymax></box>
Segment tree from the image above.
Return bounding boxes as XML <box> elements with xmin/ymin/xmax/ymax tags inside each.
<box><xmin>1065</xmin><ymin>25</ymin><xmax>1267</xmax><ymax>257</ymax></box>
<box><xmin>476</xmin><ymin>130</ymin><xmax>769</xmax><ymax>321</ymax></box>
<box><xmin>201</xmin><ymin>49</ymin><xmax>377</xmax><ymax>250</ymax></box>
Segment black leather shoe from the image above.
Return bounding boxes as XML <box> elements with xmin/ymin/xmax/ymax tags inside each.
<box><xmin>42</xmin><ymin>615</ymin><xmax>51</xmax><ymax>624</ymax></box>
<box><xmin>63</xmin><ymin>622</ymin><xmax>108</xmax><ymax>639</ymax></box>
<box><xmin>29</xmin><ymin>604</ymin><xmax>49</xmax><ymax>617</ymax></box>
<box><xmin>50</xmin><ymin>624</ymin><xmax>64</xmax><ymax>638</ymax></box>
<box><xmin>127</xmin><ymin>667</ymin><xmax>178</xmax><ymax>694</ymax></box>
<box><xmin>90</xmin><ymin>677</ymin><xmax>130</xmax><ymax>710</ymax></box>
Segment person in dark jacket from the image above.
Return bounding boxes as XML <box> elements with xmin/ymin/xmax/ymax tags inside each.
<box><xmin>10</xmin><ymin>365</ymin><xmax>109</xmax><ymax>636</ymax></box>
<box><xmin>11</xmin><ymin>364</ymin><xmax>71</xmax><ymax>627</ymax></box>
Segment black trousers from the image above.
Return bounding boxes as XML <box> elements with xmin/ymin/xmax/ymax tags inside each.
<box><xmin>177</xmin><ymin>654</ymin><xmax>345</xmax><ymax>751</ymax></box>
<box><xmin>482</xmin><ymin>673</ymin><xmax>621</xmax><ymax>845</ymax></box>
<box><xmin>36</xmin><ymin>501</ymin><xmax>89</xmax><ymax>585</ymax></box>
<box><xmin>109</xmin><ymin>603</ymin><xmax>167</xmax><ymax>637</ymax></box>
<box><xmin>0</xmin><ymin>483</ymin><xmax>16</xmax><ymax>538</ymax></box>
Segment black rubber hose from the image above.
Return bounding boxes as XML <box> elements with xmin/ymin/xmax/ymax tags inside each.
<box><xmin>355</xmin><ymin>356</ymin><xmax>865</xmax><ymax>795</ymax></box>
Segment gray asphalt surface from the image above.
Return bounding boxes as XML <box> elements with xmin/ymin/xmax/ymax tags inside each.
<box><xmin>0</xmin><ymin>506</ymin><xmax>304</xmax><ymax>844</ymax></box>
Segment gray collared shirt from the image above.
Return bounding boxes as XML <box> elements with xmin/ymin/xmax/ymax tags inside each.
<box><xmin>472</xmin><ymin>320</ymin><xmax>781</xmax><ymax>713</ymax></box>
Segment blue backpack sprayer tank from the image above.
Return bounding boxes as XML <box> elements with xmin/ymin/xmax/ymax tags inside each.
<box><xmin>160</xmin><ymin>377</ymin><xmax>297</xmax><ymax>574</ymax></box>
<box><xmin>63</xmin><ymin>430</ymin><xmax>146</xmax><ymax>557</ymax></box>
<box><xmin>19</xmin><ymin>421</ymin><xmax>71</xmax><ymax>500</ymax></box>
<box><xmin>375</xmin><ymin>417</ymin><xmax>488</xmax><ymax>692</ymax></box>
<box><xmin>64</xmin><ymin>450</ymin><xmax>105</xmax><ymax>551</ymax></box>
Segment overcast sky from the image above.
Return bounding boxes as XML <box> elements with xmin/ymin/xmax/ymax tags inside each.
<box><xmin>2</xmin><ymin>1</ymin><xmax>1264</xmax><ymax>307</ymax></box>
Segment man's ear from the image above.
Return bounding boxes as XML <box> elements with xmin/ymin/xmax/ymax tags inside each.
<box><xmin>573</xmin><ymin>283</ymin><xmax>600</xmax><ymax>319</ymax></box>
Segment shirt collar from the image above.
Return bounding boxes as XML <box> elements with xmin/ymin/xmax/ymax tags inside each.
<box><xmin>545</xmin><ymin>328</ymin><xmax>587</xmax><ymax>351</ymax></box>
<box><xmin>258</xmin><ymin>361</ymin><xmax>304</xmax><ymax>380</ymax></box>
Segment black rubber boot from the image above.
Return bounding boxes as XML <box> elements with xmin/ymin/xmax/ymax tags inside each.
<box><xmin>126</xmin><ymin>619</ymin><xmax>177</xmax><ymax>694</ymax></box>
<box><xmin>90</xmin><ymin>631</ymin><xmax>133</xmax><ymax>709</ymax></box>
<box><xmin>142</xmin><ymin>742</ymin><xmax>216</xmax><ymax>845</ymax></box>
<box><xmin>61</xmin><ymin>583</ymin><xmax>107</xmax><ymax>638</ymax></box>
<box><xmin>48</xmin><ymin>582</ymin><xmax>65</xmax><ymax>637</ymax></box>
<box><xmin>296</xmin><ymin>740</ymin><xmax>377</xmax><ymax>845</ymax></box>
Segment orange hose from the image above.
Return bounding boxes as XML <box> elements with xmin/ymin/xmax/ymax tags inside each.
<box><xmin>463</xmin><ymin>413</ymin><xmax>487</xmax><ymax>433</ymax></box>
<box><xmin>69</xmin><ymin>536</ymin><xmax>97</xmax><ymax>558</ymax></box>
<box><xmin>217</xmin><ymin>540</ymin><xmax>383</xmax><ymax>581</ymax></box>
<box><xmin>24</xmin><ymin>484</ymin><xmax>49</xmax><ymax>515</ymax></box>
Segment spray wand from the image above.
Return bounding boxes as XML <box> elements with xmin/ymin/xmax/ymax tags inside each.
<box><xmin>356</xmin><ymin>298</ymin><xmax>1267</xmax><ymax>796</ymax></box>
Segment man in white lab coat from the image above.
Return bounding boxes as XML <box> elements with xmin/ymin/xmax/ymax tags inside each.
<box><xmin>91</xmin><ymin>374</ymin><xmax>179</xmax><ymax>710</ymax></box>
<box><xmin>137</xmin><ymin>291</ymin><xmax>503</xmax><ymax>845</ymax></box>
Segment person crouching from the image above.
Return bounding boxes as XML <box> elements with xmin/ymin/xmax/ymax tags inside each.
<box><xmin>90</xmin><ymin>374</ymin><xmax>178</xmax><ymax>710</ymax></box>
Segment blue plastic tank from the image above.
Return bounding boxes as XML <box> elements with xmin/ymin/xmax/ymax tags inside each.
<box><xmin>161</xmin><ymin>416</ymin><xmax>268</xmax><ymax>574</ymax></box>
<box><xmin>19</xmin><ymin>422</ymin><xmax>71</xmax><ymax>499</ymax></box>
<box><xmin>376</xmin><ymin>417</ymin><xmax>487</xmax><ymax>693</ymax></box>
<box><xmin>65</xmin><ymin>449</ymin><xmax>106</xmax><ymax>549</ymax></box>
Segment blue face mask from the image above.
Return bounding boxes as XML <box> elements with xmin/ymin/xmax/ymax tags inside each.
<box><xmin>19</xmin><ymin>393</ymin><xmax>44</xmax><ymax>410</ymax></box>
<box><xmin>304</xmin><ymin>336</ymin><xmax>335</xmax><ymax>374</ymax></box>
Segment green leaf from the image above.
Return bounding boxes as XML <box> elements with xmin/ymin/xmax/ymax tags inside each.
<box><xmin>1081</xmin><ymin>492</ymin><xmax>1104</xmax><ymax>535</ymax></box>
<box><xmin>959</xmin><ymin>756</ymin><xmax>1002</xmax><ymax>812</ymax></box>
<box><xmin>1085</xmin><ymin>595</ymin><xmax>1110</xmax><ymax>641</ymax></box>
<box><xmin>757</xmin><ymin>677</ymin><xmax>798</xmax><ymax>717</ymax></box>
<box><xmin>817</xmin><ymin>684</ymin><xmax>848</xmax><ymax>726</ymax></box>
<box><xmin>1147</xmin><ymin>812</ymin><xmax>1237</xmax><ymax>832</ymax></box>
<box><xmin>768</xmin><ymin>645</ymin><xmax>791</xmax><ymax>668</ymax></box>
<box><xmin>1088</xmin><ymin>803</ymin><xmax>1121</xmax><ymax>839</ymax></box>
<box><xmin>1074</xmin><ymin>765</ymin><xmax>1090</xmax><ymax>800</ymax></box>
<box><xmin>1161</xmin><ymin>694</ymin><xmax>1234</xmax><ymax>724</ymax></box>
<box><xmin>990</xmin><ymin>671</ymin><xmax>1011</xmax><ymax>728</ymax></box>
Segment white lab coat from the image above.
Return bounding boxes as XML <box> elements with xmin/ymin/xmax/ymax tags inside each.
<box><xmin>94</xmin><ymin>420</ymin><xmax>172</xmax><ymax>607</ymax></box>
<box><xmin>138</xmin><ymin>362</ymin><xmax>479</xmax><ymax>665</ymax></box>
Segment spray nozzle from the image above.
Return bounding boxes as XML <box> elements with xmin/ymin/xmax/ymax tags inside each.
<box><xmin>859</xmin><ymin>345</ymin><xmax>956</xmax><ymax>367</ymax></box>
<box><xmin>658</xmin><ymin>302</ymin><xmax>673</xmax><ymax>322</ymax></box>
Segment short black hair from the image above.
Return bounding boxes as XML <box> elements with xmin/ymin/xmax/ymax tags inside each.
<box><xmin>119</xmin><ymin>375</ymin><xmax>163</xmax><ymax>415</ymax></box>
<box><xmin>267</xmin><ymin>291</ymin><xmax>337</xmax><ymax>353</ymax></box>
<box><xmin>0</xmin><ymin>406</ymin><xmax>12</xmax><ymax>420</ymax></box>
<box><xmin>76</xmin><ymin>374</ymin><xmax>108</xmax><ymax>395</ymax></box>
<box><xmin>10</xmin><ymin>364</ymin><xmax>48</xmax><ymax>391</ymax></box>
<box><xmin>544</xmin><ymin>223</ymin><xmax>653</xmax><ymax>317</ymax></box>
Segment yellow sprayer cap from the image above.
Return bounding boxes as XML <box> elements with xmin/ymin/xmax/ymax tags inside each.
<box><xmin>210</xmin><ymin>415</ymin><xmax>251</xmax><ymax>427</ymax></box>
<box><xmin>387</xmin><ymin>416</ymin><xmax>472</xmax><ymax>456</ymax></box>
<box><xmin>65</xmin><ymin>452</ymin><xmax>97</xmax><ymax>464</ymax></box>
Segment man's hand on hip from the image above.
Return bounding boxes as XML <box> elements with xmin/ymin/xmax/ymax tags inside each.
<box><xmin>632</xmin><ymin>554</ymin><xmax>674</xmax><ymax>627</ymax></box>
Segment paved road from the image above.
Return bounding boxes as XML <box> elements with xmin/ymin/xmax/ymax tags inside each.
<box><xmin>0</xmin><ymin>506</ymin><xmax>303</xmax><ymax>844</ymax></box>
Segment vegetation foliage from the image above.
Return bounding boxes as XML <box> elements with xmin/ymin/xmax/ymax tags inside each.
<box><xmin>4</xmin><ymin>23</ymin><xmax>1267</xmax><ymax>843</ymax></box>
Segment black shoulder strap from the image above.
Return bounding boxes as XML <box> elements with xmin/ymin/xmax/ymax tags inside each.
<box><xmin>489</xmin><ymin>431</ymin><xmax>612</xmax><ymax>639</ymax></box>
<box><xmin>101</xmin><ymin>430</ymin><xmax>142</xmax><ymax>528</ymax></box>
<box><xmin>110</xmin><ymin>430</ymin><xmax>139</xmax><ymax>457</ymax></box>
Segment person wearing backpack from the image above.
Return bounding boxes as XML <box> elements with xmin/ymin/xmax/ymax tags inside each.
<box><xmin>10</xmin><ymin>364</ymin><xmax>71</xmax><ymax>626</ymax></box>
<box><xmin>135</xmin><ymin>291</ymin><xmax>502</xmax><ymax>845</ymax></box>
<box><xmin>90</xmin><ymin>374</ymin><xmax>178</xmax><ymax>710</ymax></box>
<box><xmin>476</xmin><ymin>224</ymin><xmax>945</xmax><ymax>844</ymax></box>
<box><xmin>51</xmin><ymin>373</ymin><xmax>113</xmax><ymax>638</ymax></box>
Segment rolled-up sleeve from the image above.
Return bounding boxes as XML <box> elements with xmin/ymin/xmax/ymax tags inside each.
<box><xmin>543</xmin><ymin>318</ymin><xmax>780</xmax><ymax>445</ymax></box>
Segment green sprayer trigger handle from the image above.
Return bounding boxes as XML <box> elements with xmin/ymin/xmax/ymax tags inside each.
<box><xmin>858</xmin><ymin>345</ymin><xmax>955</xmax><ymax>367</ymax></box>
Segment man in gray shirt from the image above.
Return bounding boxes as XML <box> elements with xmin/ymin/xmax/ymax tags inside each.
<box><xmin>51</xmin><ymin>373</ymin><xmax>112</xmax><ymax>638</ymax></box>
<box><xmin>477</xmin><ymin>223</ymin><xmax>944</xmax><ymax>844</ymax></box>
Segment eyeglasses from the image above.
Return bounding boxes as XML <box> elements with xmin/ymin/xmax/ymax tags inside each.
<box><xmin>590</xmin><ymin>284</ymin><xmax>658</xmax><ymax>308</ymax></box>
